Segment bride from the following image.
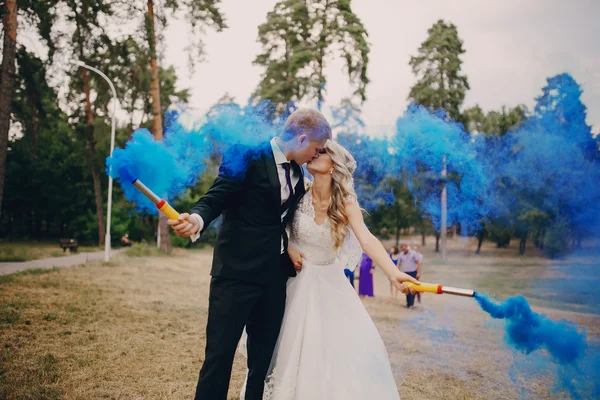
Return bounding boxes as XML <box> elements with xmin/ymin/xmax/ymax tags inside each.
<box><xmin>243</xmin><ymin>140</ymin><xmax>419</xmax><ymax>399</ymax></box>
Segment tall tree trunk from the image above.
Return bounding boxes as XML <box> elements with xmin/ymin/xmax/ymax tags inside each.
<box><xmin>0</xmin><ymin>0</ymin><xmax>18</xmax><ymax>219</ymax></box>
<box><xmin>31</xmin><ymin>109</ymin><xmax>39</xmax><ymax>155</ymax></box>
<box><xmin>147</xmin><ymin>0</ymin><xmax>171</xmax><ymax>253</ymax></box>
<box><xmin>81</xmin><ymin>67</ymin><xmax>106</xmax><ymax>246</ymax></box>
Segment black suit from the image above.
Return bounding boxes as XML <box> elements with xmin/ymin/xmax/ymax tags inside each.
<box><xmin>191</xmin><ymin>143</ymin><xmax>305</xmax><ymax>399</ymax></box>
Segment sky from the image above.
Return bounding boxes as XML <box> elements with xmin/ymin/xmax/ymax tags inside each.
<box><xmin>160</xmin><ymin>0</ymin><xmax>600</xmax><ymax>134</ymax></box>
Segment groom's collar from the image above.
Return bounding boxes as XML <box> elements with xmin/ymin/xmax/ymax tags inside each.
<box><xmin>270</xmin><ymin>137</ymin><xmax>289</xmax><ymax>165</ymax></box>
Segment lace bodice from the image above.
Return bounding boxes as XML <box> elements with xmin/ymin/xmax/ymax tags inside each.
<box><xmin>289</xmin><ymin>188</ymin><xmax>362</xmax><ymax>268</ymax></box>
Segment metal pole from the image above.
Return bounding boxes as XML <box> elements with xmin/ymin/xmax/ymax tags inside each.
<box><xmin>71</xmin><ymin>60</ymin><xmax>118</xmax><ymax>262</ymax></box>
<box><xmin>441</xmin><ymin>155</ymin><xmax>447</xmax><ymax>261</ymax></box>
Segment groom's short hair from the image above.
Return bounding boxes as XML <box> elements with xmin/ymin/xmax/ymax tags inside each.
<box><xmin>281</xmin><ymin>108</ymin><xmax>332</xmax><ymax>141</ymax></box>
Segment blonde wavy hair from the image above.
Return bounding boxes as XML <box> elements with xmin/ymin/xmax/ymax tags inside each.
<box><xmin>324</xmin><ymin>140</ymin><xmax>359</xmax><ymax>251</ymax></box>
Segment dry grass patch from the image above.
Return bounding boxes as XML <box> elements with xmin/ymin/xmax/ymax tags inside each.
<box><xmin>0</xmin><ymin>239</ymin><xmax>597</xmax><ymax>399</ymax></box>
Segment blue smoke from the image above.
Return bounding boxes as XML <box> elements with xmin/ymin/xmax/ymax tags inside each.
<box><xmin>475</xmin><ymin>294</ymin><xmax>587</xmax><ymax>364</ymax></box>
<box><xmin>389</xmin><ymin>104</ymin><xmax>494</xmax><ymax>233</ymax></box>
<box><xmin>106</xmin><ymin>102</ymin><xmax>277</xmax><ymax>213</ymax></box>
<box><xmin>337</xmin><ymin>133</ymin><xmax>395</xmax><ymax>209</ymax></box>
<box><xmin>476</xmin><ymin>73</ymin><xmax>600</xmax><ymax>248</ymax></box>
<box><xmin>379</xmin><ymin>73</ymin><xmax>600</xmax><ymax>246</ymax></box>
<box><xmin>107</xmin><ymin>73</ymin><xmax>599</xmax><ymax>250</ymax></box>
<box><xmin>475</xmin><ymin>293</ymin><xmax>598</xmax><ymax>398</ymax></box>
<box><xmin>106</xmin><ymin>127</ymin><xmax>205</xmax><ymax>213</ymax></box>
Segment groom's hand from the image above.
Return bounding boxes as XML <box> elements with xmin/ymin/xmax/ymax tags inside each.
<box><xmin>167</xmin><ymin>213</ymin><xmax>200</xmax><ymax>237</ymax></box>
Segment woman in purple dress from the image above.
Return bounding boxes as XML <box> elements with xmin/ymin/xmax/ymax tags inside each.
<box><xmin>358</xmin><ymin>252</ymin><xmax>375</xmax><ymax>297</ymax></box>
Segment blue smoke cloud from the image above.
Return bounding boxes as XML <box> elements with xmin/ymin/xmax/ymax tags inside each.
<box><xmin>475</xmin><ymin>293</ymin><xmax>598</xmax><ymax>399</ymax></box>
<box><xmin>390</xmin><ymin>104</ymin><xmax>493</xmax><ymax>233</ymax></box>
<box><xmin>107</xmin><ymin>73</ymin><xmax>599</xmax><ymax>250</ymax></box>
<box><xmin>106</xmin><ymin>127</ymin><xmax>205</xmax><ymax>213</ymax></box>
<box><xmin>475</xmin><ymin>294</ymin><xmax>587</xmax><ymax>364</ymax></box>
<box><xmin>476</xmin><ymin>73</ymin><xmax>600</xmax><ymax>245</ymax></box>
<box><xmin>106</xmin><ymin>102</ymin><xmax>277</xmax><ymax>213</ymax></box>
<box><xmin>337</xmin><ymin>133</ymin><xmax>395</xmax><ymax>209</ymax></box>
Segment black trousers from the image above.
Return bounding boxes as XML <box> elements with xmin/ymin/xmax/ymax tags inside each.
<box><xmin>194</xmin><ymin>263</ymin><xmax>288</xmax><ymax>400</ymax></box>
<box><xmin>405</xmin><ymin>271</ymin><xmax>418</xmax><ymax>307</ymax></box>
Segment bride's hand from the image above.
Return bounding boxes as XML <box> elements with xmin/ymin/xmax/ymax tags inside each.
<box><xmin>287</xmin><ymin>246</ymin><xmax>305</xmax><ymax>271</ymax></box>
<box><xmin>391</xmin><ymin>272</ymin><xmax>419</xmax><ymax>294</ymax></box>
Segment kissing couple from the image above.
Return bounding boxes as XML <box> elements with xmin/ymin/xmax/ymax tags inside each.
<box><xmin>169</xmin><ymin>108</ymin><xmax>419</xmax><ymax>400</ymax></box>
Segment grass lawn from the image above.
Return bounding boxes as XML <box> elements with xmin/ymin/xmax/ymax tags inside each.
<box><xmin>0</xmin><ymin>242</ymin><xmax>102</xmax><ymax>262</ymax></box>
<box><xmin>0</xmin><ymin>238</ymin><xmax>598</xmax><ymax>399</ymax></box>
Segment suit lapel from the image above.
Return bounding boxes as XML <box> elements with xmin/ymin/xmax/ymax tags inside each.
<box><xmin>262</xmin><ymin>147</ymin><xmax>281</xmax><ymax>203</ymax></box>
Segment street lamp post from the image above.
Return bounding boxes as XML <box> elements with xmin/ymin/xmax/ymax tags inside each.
<box><xmin>72</xmin><ymin>60</ymin><xmax>118</xmax><ymax>262</ymax></box>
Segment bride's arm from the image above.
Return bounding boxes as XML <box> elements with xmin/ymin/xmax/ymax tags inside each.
<box><xmin>345</xmin><ymin>202</ymin><xmax>419</xmax><ymax>292</ymax></box>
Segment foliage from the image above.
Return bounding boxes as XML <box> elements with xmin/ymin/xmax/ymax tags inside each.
<box><xmin>408</xmin><ymin>19</ymin><xmax>469</xmax><ymax>122</ymax></box>
<box><xmin>463</xmin><ymin>105</ymin><xmax>525</xmax><ymax>136</ymax></box>
<box><xmin>254</xmin><ymin>0</ymin><xmax>370</xmax><ymax>115</ymax></box>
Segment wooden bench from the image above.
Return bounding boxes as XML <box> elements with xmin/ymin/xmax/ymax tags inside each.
<box><xmin>59</xmin><ymin>239</ymin><xmax>79</xmax><ymax>253</ymax></box>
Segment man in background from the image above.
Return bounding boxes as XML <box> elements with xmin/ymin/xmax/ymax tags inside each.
<box><xmin>412</xmin><ymin>244</ymin><xmax>424</xmax><ymax>303</ymax></box>
<box><xmin>398</xmin><ymin>243</ymin><xmax>422</xmax><ymax>308</ymax></box>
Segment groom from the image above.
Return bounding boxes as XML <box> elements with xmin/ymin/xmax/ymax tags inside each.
<box><xmin>169</xmin><ymin>109</ymin><xmax>332</xmax><ymax>399</ymax></box>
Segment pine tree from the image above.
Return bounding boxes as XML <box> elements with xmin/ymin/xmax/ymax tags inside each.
<box><xmin>254</xmin><ymin>0</ymin><xmax>370</xmax><ymax>115</ymax></box>
<box><xmin>408</xmin><ymin>20</ymin><xmax>469</xmax><ymax>122</ymax></box>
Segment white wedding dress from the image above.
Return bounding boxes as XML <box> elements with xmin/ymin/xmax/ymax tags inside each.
<box><xmin>242</xmin><ymin>189</ymin><xmax>400</xmax><ymax>400</ymax></box>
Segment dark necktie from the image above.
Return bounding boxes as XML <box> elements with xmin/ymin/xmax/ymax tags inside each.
<box><xmin>282</xmin><ymin>162</ymin><xmax>294</xmax><ymax>199</ymax></box>
<box><xmin>280</xmin><ymin>161</ymin><xmax>299</xmax><ymax>252</ymax></box>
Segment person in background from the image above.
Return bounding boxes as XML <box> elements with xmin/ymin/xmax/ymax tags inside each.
<box><xmin>412</xmin><ymin>244</ymin><xmax>424</xmax><ymax>303</ymax></box>
<box><xmin>389</xmin><ymin>246</ymin><xmax>400</xmax><ymax>301</ymax></box>
<box><xmin>398</xmin><ymin>243</ymin><xmax>421</xmax><ymax>308</ymax></box>
<box><xmin>120</xmin><ymin>233</ymin><xmax>134</xmax><ymax>247</ymax></box>
<box><xmin>358</xmin><ymin>252</ymin><xmax>375</xmax><ymax>297</ymax></box>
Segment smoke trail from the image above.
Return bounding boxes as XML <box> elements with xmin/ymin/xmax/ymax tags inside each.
<box><xmin>475</xmin><ymin>293</ymin><xmax>587</xmax><ymax>363</ymax></box>
<box><xmin>106</xmin><ymin>127</ymin><xmax>205</xmax><ymax>213</ymax></box>
<box><xmin>474</xmin><ymin>293</ymin><xmax>600</xmax><ymax>398</ymax></box>
<box><xmin>106</xmin><ymin>102</ymin><xmax>277</xmax><ymax>213</ymax></box>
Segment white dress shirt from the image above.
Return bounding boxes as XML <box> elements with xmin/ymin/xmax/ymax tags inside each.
<box><xmin>190</xmin><ymin>138</ymin><xmax>299</xmax><ymax>253</ymax></box>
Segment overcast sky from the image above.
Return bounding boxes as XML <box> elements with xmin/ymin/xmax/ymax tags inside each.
<box><xmin>159</xmin><ymin>0</ymin><xmax>600</xmax><ymax>134</ymax></box>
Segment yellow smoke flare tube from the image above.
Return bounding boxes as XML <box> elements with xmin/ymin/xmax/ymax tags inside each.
<box><xmin>404</xmin><ymin>281</ymin><xmax>475</xmax><ymax>298</ymax></box>
<box><xmin>131</xmin><ymin>179</ymin><xmax>180</xmax><ymax>220</ymax></box>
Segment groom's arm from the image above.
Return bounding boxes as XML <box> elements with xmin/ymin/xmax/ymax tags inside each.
<box><xmin>190</xmin><ymin>165</ymin><xmax>244</xmax><ymax>236</ymax></box>
<box><xmin>188</xmin><ymin>148</ymin><xmax>248</xmax><ymax>240</ymax></box>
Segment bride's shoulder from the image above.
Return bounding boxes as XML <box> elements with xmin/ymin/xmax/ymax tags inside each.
<box><xmin>344</xmin><ymin>193</ymin><xmax>358</xmax><ymax>205</ymax></box>
<box><xmin>343</xmin><ymin>195</ymin><xmax>361</xmax><ymax>219</ymax></box>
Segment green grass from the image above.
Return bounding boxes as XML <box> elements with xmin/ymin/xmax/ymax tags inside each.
<box><xmin>0</xmin><ymin>352</ymin><xmax>63</xmax><ymax>400</ymax></box>
<box><xmin>0</xmin><ymin>242</ymin><xmax>101</xmax><ymax>262</ymax></box>
<box><xmin>0</xmin><ymin>267</ymin><xmax>61</xmax><ymax>285</ymax></box>
<box><xmin>124</xmin><ymin>243</ymin><xmax>162</xmax><ymax>257</ymax></box>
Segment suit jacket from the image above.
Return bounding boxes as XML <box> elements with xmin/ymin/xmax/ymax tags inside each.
<box><xmin>191</xmin><ymin>143</ymin><xmax>305</xmax><ymax>283</ymax></box>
